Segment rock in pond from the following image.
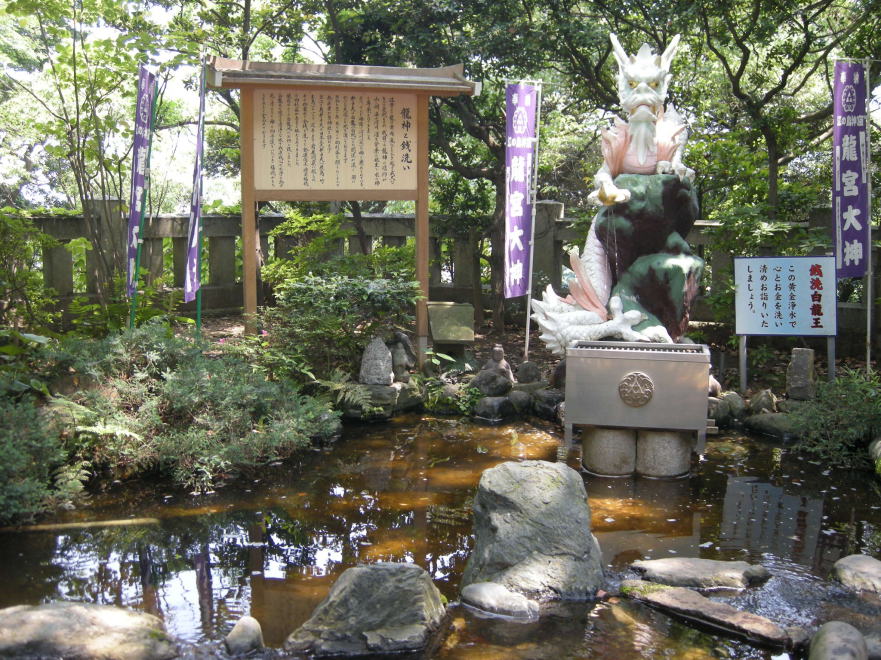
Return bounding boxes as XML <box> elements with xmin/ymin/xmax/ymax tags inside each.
<box><xmin>461</xmin><ymin>460</ymin><xmax>603</xmax><ymax>601</ymax></box>
<box><xmin>224</xmin><ymin>615</ymin><xmax>264</xmax><ymax>655</ymax></box>
<box><xmin>508</xmin><ymin>389</ymin><xmax>533</xmax><ymax>415</ymax></box>
<box><xmin>460</xmin><ymin>582</ymin><xmax>539</xmax><ymax>621</ymax></box>
<box><xmin>720</xmin><ymin>391</ymin><xmax>746</xmax><ymax>420</ymax></box>
<box><xmin>285</xmin><ymin>562</ymin><xmax>446</xmax><ymax>657</ymax></box>
<box><xmin>742</xmin><ymin>412</ymin><xmax>795</xmax><ymax>442</ymax></box>
<box><xmin>471</xmin><ymin>368</ymin><xmax>513</xmax><ymax>397</ymax></box>
<box><xmin>0</xmin><ymin>601</ymin><xmax>178</xmax><ymax>660</ymax></box>
<box><xmin>532</xmin><ymin>388</ymin><xmax>565</xmax><ymax>422</ymax></box>
<box><xmin>516</xmin><ymin>361</ymin><xmax>542</xmax><ymax>384</ymax></box>
<box><xmin>748</xmin><ymin>389</ymin><xmax>778</xmax><ymax>415</ymax></box>
<box><xmin>809</xmin><ymin>621</ymin><xmax>868</xmax><ymax>660</ymax></box>
<box><xmin>631</xmin><ymin>557</ymin><xmax>771</xmax><ymax>589</ymax></box>
<box><xmin>473</xmin><ymin>396</ymin><xmax>516</xmax><ymax>424</ymax></box>
<box><xmin>832</xmin><ymin>554</ymin><xmax>881</xmax><ymax>593</ymax></box>
<box><xmin>621</xmin><ymin>579</ymin><xmax>790</xmax><ymax>649</ymax></box>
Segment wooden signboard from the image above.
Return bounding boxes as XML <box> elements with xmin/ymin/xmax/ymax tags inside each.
<box><xmin>208</xmin><ymin>59</ymin><xmax>477</xmax><ymax>360</ymax></box>
<box><xmin>253</xmin><ymin>89</ymin><xmax>418</xmax><ymax>194</ymax></box>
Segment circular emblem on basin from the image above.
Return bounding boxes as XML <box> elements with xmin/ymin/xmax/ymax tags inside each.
<box><xmin>618</xmin><ymin>371</ymin><xmax>654</xmax><ymax>407</ymax></box>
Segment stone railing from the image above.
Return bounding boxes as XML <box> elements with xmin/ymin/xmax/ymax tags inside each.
<box><xmin>34</xmin><ymin>202</ymin><xmax>879</xmax><ymax>341</ymax></box>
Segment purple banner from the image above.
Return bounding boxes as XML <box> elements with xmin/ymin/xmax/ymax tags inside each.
<box><xmin>833</xmin><ymin>60</ymin><xmax>870</xmax><ymax>279</ymax></box>
<box><xmin>184</xmin><ymin>64</ymin><xmax>207</xmax><ymax>303</ymax></box>
<box><xmin>126</xmin><ymin>65</ymin><xmax>156</xmax><ymax>297</ymax></box>
<box><xmin>504</xmin><ymin>83</ymin><xmax>538</xmax><ymax>298</ymax></box>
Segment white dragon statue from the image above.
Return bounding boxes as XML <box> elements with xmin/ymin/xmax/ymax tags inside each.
<box><xmin>532</xmin><ymin>33</ymin><xmax>703</xmax><ymax>355</ymax></box>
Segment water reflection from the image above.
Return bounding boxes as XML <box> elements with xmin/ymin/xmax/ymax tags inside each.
<box><xmin>719</xmin><ymin>477</ymin><xmax>824</xmax><ymax>568</ymax></box>
<box><xmin>0</xmin><ymin>422</ymin><xmax>879</xmax><ymax>656</ymax></box>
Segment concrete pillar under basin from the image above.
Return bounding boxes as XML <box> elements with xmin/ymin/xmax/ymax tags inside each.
<box><xmin>581</xmin><ymin>427</ymin><xmax>637</xmax><ymax>476</ymax></box>
<box><xmin>636</xmin><ymin>430</ymin><xmax>694</xmax><ymax>477</ymax></box>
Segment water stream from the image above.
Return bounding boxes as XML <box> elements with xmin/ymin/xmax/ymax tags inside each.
<box><xmin>2</xmin><ymin>414</ymin><xmax>880</xmax><ymax>657</ymax></box>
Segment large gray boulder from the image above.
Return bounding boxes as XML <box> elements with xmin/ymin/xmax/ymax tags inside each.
<box><xmin>832</xmin><ymin>555</ymin><xmax>881</xmax><ymax>593</ymax></box>
<box><xmin>461</xmin><ymin>460</ymin><xmax>603</xmax><ymax>601</ymax></box>
<box><xmin>809</xmin><ymin>621</ymin><xmax>868</xmax><ymax>660</ymax></box>
<box><xmin>0</xmin><ymin>602</ymin><xmax>178</xmax><ymax>660</ymax></box>
<box><xmin>285</xmin><ymin>562</ymin><xmax>445</xmax><ymax>657</ymax></box>
<box><xmin>631</xmin><ymin>557</ymin><xmax>771</xmax><ymax>589</ymax></box>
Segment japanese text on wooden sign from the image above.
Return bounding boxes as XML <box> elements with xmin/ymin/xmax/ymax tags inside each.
<box><xmin>734</xmin><ymin>256</ymin><xmax>836</xmax><ymax>336</ymax></box>
<box><xmin>253</xmin><ymin>88</ymin><xmax>418</xmax><ymax>192</ymax></box>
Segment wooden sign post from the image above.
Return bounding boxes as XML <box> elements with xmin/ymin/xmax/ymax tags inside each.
<box><xmin>208</xmin><ymin>59</ymin><xmax>477</xmax><ymax>362</ymax></box>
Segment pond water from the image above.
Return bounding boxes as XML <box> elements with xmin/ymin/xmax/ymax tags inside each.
<box><xmin>2</xmin><ymin>414</ymin><xmax>881</xmax><ymax>658</ymax></box>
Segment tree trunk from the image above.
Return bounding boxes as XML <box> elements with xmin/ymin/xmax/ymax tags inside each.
<box><xmin>761</xmin><ymin>121</ymin><xmax>780</xmax><ymax>219</ymax></box>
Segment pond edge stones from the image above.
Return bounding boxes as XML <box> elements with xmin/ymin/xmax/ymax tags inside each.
<box><xmin>461</xmin><ymin>460</ymin><xmax>603</xmax><ymax>614</ymax></box>
<box><xmin>285</xmin><ymin>562</ymin><xmax>446</xmax><ymax>657</ymax></box>
<box><xmin>0</xmin><ymin>601</ymin><xmax>178</xmax><ymax>660</ymax></box>
<box><xmin>832</xmin><ymin>554</ymin><xmax>881</xmax><ymax>593</ymax></box>
<box><xmin>631</xmin><ymin>557</ymin><xmax>771</xmax><ymax>590</ymax></box>
<box><xmin>621</xmin><ymin>579</ymin><xmax>791</xmax><ymax>649</ymax></box>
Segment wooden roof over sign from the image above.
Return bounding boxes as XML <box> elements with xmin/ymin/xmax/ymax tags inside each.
<box><xmin>208</xmin><ymin>58</ymin><xmax>478</xmax><ymax>96</ymax></box>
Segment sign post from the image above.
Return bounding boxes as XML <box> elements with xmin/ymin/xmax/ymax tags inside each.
<box><xmin>184</xmin><ymin>61</ymin><xmax>208</xmax><ymax>332</ymax></box>
<box><xmin>734</xmin><ymin>256</ymin><xmax>837</xmax><ymax>392</ymax></box>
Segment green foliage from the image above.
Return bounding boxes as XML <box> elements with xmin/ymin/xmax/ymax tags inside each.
<box><xmin>0</xmin><ymin>328</ymin><xmax>53</xmax><ymax>399</ymax></box>
<box><xmin>0</xmin><ymin>209</ymin><xmax>58</xmax><ymax>330</ymax></box>
<box><xmin>67</xmin><ymin>273</ymin><xmax>192</xmax><ymax>338</ymax></box>
<box><xmin>314</xmin><ymin>367</ymin><xmax>373</xmax><ymax>410</ymax></box>
<box><xmin>0</xmin><ymin>397</ymin><xmax>65</xmax><ymax>523</ymax></box>
<box><xmin>455</xmin><ymin>385</ymin><xmax>484</xmax><ymax>416</ymax></box>
<box><xmin>260</xmin><ymin>274</ymin><xmax>421</xmax><ymax>382</ymax></box>
<box><xmin>46</xmin><ymin>326</ymin><xmax>340</xmax><ymax>493</ymax></box>
<box><xmin>421</xmin><ymin>377</ymin><xmax>483</xmax><ymax>416</ymax></box>
<box><xmin>788</xmin><ymin>368</ymin><xmax>881</xmax><ymax>468</ymax></box>
<box><xmin>263</xmin><ymin>208</ymin><xmax>416</xmax><ymax>283</ymax></box>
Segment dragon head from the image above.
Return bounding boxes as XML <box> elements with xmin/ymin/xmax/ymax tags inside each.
<box><xmin>609</xmin><ymin>33</ymin><xmax>680</xmax><ymax>123</ymax></box>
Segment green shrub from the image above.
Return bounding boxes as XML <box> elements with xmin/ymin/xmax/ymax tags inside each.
<box><xmin>0</xmin><ymin>398</ymin><xmax>64</xmax><ymax>523</ymax></box>
<box><xmin>788</xmin><ymin>368</ymin><xmax>881</xmax><ymax>468</ymax></box>
<box><xmin>262</xmin><ymin>208</ymin><xmax>415</xmax><ymax>283</ymax></box>
<box><xmin>67</xmin><ymin>273</ymin><xmax>191</xmax><ymax>338</ymax></box>
<box><xmin>0</xmin><ymin>209</ymin><xmax>58</xmax><ymax>332</ymax></box>
<box><xmin>259</xmin><ymin>274</ymin><xmax>420</xmax><ymax>382</ymax></box>
<box><xmin>54</xmin><ymin>325</ymin><xmax>341</xmax><ymax>492</ymax></box>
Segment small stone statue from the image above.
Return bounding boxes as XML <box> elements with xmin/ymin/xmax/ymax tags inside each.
<box><xmin>387</xmin><ymin>331</ymin><xmax>416</xmax><ymax>383</ymax></box>
<box><xmin>481</xmin><ymin>344</ymin><xmax>515</xmax><ymax>383</ymax></box>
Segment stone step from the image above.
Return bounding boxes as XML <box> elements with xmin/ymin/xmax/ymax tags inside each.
<box><xmin>621</xmin><ymin>579</ymin><xmax>791</xmax><ymax>650</ymax></box>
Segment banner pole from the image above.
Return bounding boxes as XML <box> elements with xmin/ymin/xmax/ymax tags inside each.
<box><xmin>196</xmin><ymin>61</ymin><xmax>206</xmax><ymax>335</ymax></box>
<box><xmin>129</xmin><ymin>73</ymin><xmax>158</xmax><ymax>330</ymax></box>
<box><xmin>865</xmin><ymin>58</ymin><xmax>873</xmax><ymax>373</ymax></box>
<box><xmin>523</xmin><ymin>82</ymin><xmax>543</xmax><ymax>362</ymax></box>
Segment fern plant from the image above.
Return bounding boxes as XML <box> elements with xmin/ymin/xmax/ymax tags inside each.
<box><xmin>314</xmin><ymin>368</ymin><xmax>373</xmax><ymax>410</ymax></box>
